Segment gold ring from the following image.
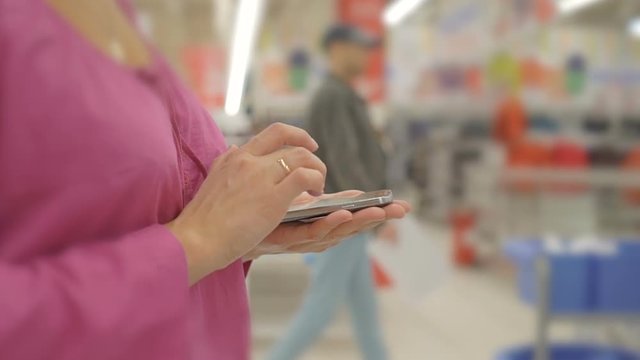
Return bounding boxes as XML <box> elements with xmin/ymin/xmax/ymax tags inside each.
<box><xmin>277</xmin><ymin>158</ymin><xmax>291</xmax><ymax>174</ymax></box>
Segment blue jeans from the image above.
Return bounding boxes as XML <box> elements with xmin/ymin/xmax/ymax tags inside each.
<box><xmin>267</xmin><ymin>233</ymin><xmax>388</xmax><ymax>360</ymax></box>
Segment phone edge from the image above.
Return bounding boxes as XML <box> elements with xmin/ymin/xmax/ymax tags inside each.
<box><xmin>282</xmin><ymin>192</ymin><xmax>393</xmax><ymax>223</ymax></box>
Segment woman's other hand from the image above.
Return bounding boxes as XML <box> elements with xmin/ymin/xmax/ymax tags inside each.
<box><xmin>166</xmin><ymin>123</ymin><xmax>327</xmax><ymax>285</ymax></box>
<box><xmin>243</xmin><ymin>192</ymin><xmax>411</xmax><ymax>260</ymax></box>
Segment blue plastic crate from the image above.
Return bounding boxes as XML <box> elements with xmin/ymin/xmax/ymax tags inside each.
<box><xmin>504</xmin><ymin>241</ymin><xmax>593</xmax><ymax>313</ymax></box>
<box><xmin>497</xmin><ymin>344</ymin><xmax>640</xmax><ymax>360</ymax></box>
<box><xmin>505</xmin><ymin>239</ymin><xmax>640</xmax><ymax>314</ymax></box>
<box><xmin>594</xmin><ymin>241</ymin><xmax>640</xmax><ymax>312</ymax></box>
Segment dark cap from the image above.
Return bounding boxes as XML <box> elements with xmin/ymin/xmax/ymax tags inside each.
<box><xmin>322</xmin><ymin>24</ymin><xmax>380</xmax><ymax>50</ymax></box>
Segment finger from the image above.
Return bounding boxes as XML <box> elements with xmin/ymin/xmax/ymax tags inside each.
<box><xmin>291</xmin><ymin>191</ymin><xmax>315</xmax><ymax>205</ymax></box>
<box><xmin>242</xmin><ymin>123</ymin><xmax>318</xmax><ymax>156</ymax></box>
<box><xmin>277</xmin><ymin>210</ymin><xmax>353</xmax><ymax>246</ymax></box>
<box><xmin>312</xmin><ymin>209</ymin><xmax>354</xmax><ymax>229</ymax></box>
<box><xmin>266</xmin><ymin>147</ymin><xmax>327</xmax><ymax>184</ymax></box>
<box><xmin>291</xmin><ymin>190</ymin><xmax>362</xmax><ymax>207</ymax></box>
<box><xmin>360</xmin><ymin>220</ymin><xmax>386</xmax><ymax>233</ymax></box>
<box><xmin>287</xmin><ymin>229</ymin><xmax>352</xmax><ymax>253</ymax></box>
<box><xmin>328</xmin><ymin>207</ymin><xmax>387</xmax><ymax>238</ymax></box>
<box><xmin>382</xmin><ymin>203</ymin><xmax>408</xmax><ymax>220</ymax></box>
<box><xmin>289</xmin><ymin>208</ymin><xmax>387</xmax><ymax>251</ymax></box>
<box><xmin>288</xmin><ymin>203</ymin><xmax>406</xmax><ymax>242</ymax></box>
<box><xmin>287</xmin><ymin>243</ymin><xmax>330</xmax><ymax>253</ymax></box>
<box><xmin>324</xmin><ymin>190</ymin><xmax>363</xmax><ymax>199</ymax></box>
<box><xmin>350</xmin><ymin>206</ymin><xmax>387</xmax><ymax>222</ymax></box>
<box><xmin>276</xmin><ymin>167</ymin><xmax>325</xmax><ymax>202</ymax></box>
<box><xmin>327</xmin><ymin>205</ymin><xmax>405</xmax><ymax>238</ymax></box>
<box><xmin>392</xmin><ymin>200</ymin><xmax>412</xmax><ymax>213</ymax></box>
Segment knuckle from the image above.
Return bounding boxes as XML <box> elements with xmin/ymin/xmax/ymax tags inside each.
<box><xmin>235</xmin><ymin>151</ymin><xmax>253</xmax><ymax>168</ymax></box>
<box><xmin>224</xmin><ymin>151</ymin><xmax>239</xmax><ymax>165</ymax></box>
<box><xmin>289</xmin><ymin>168</ymin><xmax>323</xmax><ymax>190</ymax></box>
<box><xmin>248</xmin><ymin>136</ymin><xmax>263</xmax><ymax>148</ymax></box>
<box><xmin>298</xmin><ymin>128</ymin><xmax>311</xmax><ymax>138</ymax></box>
<box><xmin>312</xmin><ymin>170</ymin><xmax>324</xmax><ymax>184</ymax></box>
<box><xmin>269</xmin><ymin>122</ymin><xmax>287</xmax><ymax>133</ymax></box>
<box><xmin>318</xmin><ymin>160</ymin><xmax>328</xmax><ymax>174</ymax></box>
<box><xmin>292</xmin><ymin>169</ymin><xmax>310</xmax><ymax>185</ymax></box>
<box><xmin>292</xmin><ymin>147</ymin><xmax>311</xmax><ymax>159</ymax></box>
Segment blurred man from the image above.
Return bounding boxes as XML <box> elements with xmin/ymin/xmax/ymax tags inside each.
<box><xmin>268</xmin><ymin>24</ymin><xmax>391</xmax><ymax>360</ymax></box>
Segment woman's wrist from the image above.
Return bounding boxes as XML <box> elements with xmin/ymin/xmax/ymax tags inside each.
<box><xmin>165</xmin><ymin>220</ymin><xmax>227</xmax><ymax>286</ymax></box>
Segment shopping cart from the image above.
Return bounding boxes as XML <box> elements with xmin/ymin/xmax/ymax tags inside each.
<box><xmin>496</xmin><ymin>169</ymin><xmax>640</xmax><ymax>360</ymax></box>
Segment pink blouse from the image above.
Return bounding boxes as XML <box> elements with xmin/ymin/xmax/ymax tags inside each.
<box><xmin>0</xmin><ymin>1</ymin><xmax>250</xmax><ymax>359</ymax></box>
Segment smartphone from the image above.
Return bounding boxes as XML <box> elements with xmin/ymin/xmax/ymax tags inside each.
<box><xmin>282</xmin><ymin>190</ymin><xmax>393</xmax><ymax>223</ymax></box>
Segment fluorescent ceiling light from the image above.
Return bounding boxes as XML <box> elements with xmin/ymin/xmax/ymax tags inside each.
<box><xmin>629</xmin><ymin>18</ymin><xmax>640</xmax><ymax>38</ymax></box>
<box><xmin>557</xmin><ymin>0</ymin><xmax>606</xmax><ymax>15</ymax></box>
<box><xmin>383</xmin><ymin>0</ymin><xmax>429</xmax><ymax>27</ymax></box>
<box><xmin>225</xmin><ymin>0</ymin><xmax>264</xmax><ymax>116</ymax></box>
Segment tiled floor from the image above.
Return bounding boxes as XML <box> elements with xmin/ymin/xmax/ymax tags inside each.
<box><xmin>249</xmin><ymin>222</ymin><xmax>574</xmax><ymax>360</ymax></box>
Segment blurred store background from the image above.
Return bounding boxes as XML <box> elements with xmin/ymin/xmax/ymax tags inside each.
<box><xmin>134</xmin><ymin>0</ymin><xmax>640</xmax><ymax>359</ymax></box>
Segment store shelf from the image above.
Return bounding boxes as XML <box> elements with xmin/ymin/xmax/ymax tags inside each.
<box><xmin>502</xmin><ymin>169</ymin><xmax>640</xmax><ymax>187</ymax></box>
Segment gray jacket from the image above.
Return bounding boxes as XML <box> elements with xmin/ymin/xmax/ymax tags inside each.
<box><xmin>307</xmin><ymin>75</ymin><xmax>387</xmax><ymax>193</ymax></box>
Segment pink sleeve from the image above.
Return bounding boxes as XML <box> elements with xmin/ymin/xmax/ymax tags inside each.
<box><xmin>0</xmin><ymin>225</ymin><xmax>190</xmax><ymax>360</ymax></box>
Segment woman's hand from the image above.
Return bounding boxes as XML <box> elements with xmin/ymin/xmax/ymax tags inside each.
<box><xmin>243</xmin><ymin>191</ymin><xmax>411</xmax><ymax>260</ymax></box>
<box><xmin>166</xmin><ymin>123</ymin><xmax>328</xmax><ymax>285</ymax></box>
